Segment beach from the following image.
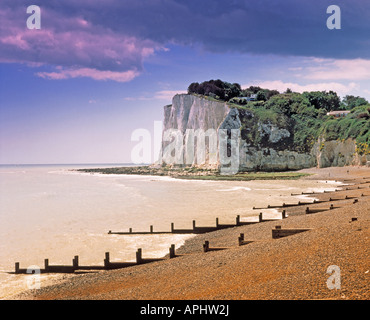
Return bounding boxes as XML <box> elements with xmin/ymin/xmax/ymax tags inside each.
<box><xmin>9</xmin><ymin>166</ymin><xmax>370</xmax><ymax>300</ymax></box>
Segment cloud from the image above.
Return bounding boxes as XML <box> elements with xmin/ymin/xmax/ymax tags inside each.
<box><xmin>83</xmin><ymin>0</ymin><xmax>370</xmax><ymax>59</ymax></box>
<box><xmin>123</xmin><ymin>90</ymin><xmax>187</xmax><ymax>102</ymax></box>
<box><xmin>154</xmin><ymin>90</ymin><xmax>187</xmax><ymax>100</ymax></box>
<box><xmin>37</xmin><ymin>67</ymin><xmax>140</xmax><ymax>82</ymax></box>
<box><xmin>0</xmin><ymin>2</ymin><xmax>164</xmax><ymax>82</ymax></box>
<box><xmin>244</xmin><ymin>80</ymin><xmax>357</xmax><ymax>97</ymax></box>
<box><xmin>1</xmin><ymin>0</ymin><xmax>370</xmax><ymax>83</ymax></box>
<box><xmin>302</xmin><ymin>59</ymin><xmax>370</xmax><ymax>81</ymax></box>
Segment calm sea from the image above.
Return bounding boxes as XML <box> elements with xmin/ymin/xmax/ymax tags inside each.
<box><xmin>0</xmin><ymin>164</ymin><xmax>340</xmax><ymax>299</ymax></box>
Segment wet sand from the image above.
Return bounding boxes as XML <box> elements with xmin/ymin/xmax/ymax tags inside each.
<box><xmin>11</xmin><ymin>167</ymin><xmax>370</xmax><ymax>300</ymax></box>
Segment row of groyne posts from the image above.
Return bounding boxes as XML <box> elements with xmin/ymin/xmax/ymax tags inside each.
<box><xmin>14</xmin><ymin>179</ymin><xmax>370</xmax><ymax>274</ymax></box>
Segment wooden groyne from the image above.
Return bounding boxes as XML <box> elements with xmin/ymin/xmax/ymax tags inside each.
<box><xmin>108</xmin><ymin>182</ymin><xmax>368</xmax><ymax>236</ymax></box>
<box><xmin>272</xmin><ymin>226</ymin><xmax>312</xmax><ymax>239</ymax></box>
<box><xmin>108</xmin><ymin>211</ymin><xmax>288</xmax><ymax>236</ymax></box>
<box><xmin>107</xmin><ymin>192</ymin><xmax>365</xmax><ymax>236</ymax></box>
<box><xmin>203</xmin><ymin>240</ymin><xmax>230</xmax><ymax>253</ymax></box>
<box><xmin>13</xmin><ymin>181</ymin><xmax>368</xmax><ymax>275</ymax></box>
<box><xmin>108</xmin><ymin>218</ymin><xmax>238</xmax><ymax>235</ymax></box>
<box><xmin>238</xmin><ymin>233</ymin><xmax>254</xmax><ymax>246</ymax></box>
<box><xmin>12</xmin><ymin>211</ymin><xmax>289</xmax><ymax>274</ymax></box>
<box><xmin>252</xmin><ymin>196</ymin><xmax>359</xmax><ymax>210</ymax></box>
<box><xmin>14</xmin><ymin>214</ymin><xmax>361</xmax><ymax>274</ymax></box>
<box><xmin>108</xmin><ymin>220</ymin><xmax>222</xmax><ymax>235</ymax></box>
<box><xmin>15</xmin><ymin>256</ymin><xmax>104</xmax><ymax>274</ymax></box>
<box><xmin>14</xmin><ymin>246</ymin><xmax>180</xmax><ymax>274</ymax></box>
<box><xmin>290</xmin><ymin>182</ymin><xmax>370</xmax><ymax>196</ymax></box>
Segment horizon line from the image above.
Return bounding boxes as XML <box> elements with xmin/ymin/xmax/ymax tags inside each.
<box><xmin>0</xmin><ymin>162</ymin><xmax>149</xmax><ymax>166</ymax></box>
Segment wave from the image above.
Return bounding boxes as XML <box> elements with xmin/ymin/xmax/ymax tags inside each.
<box><xmin>216</xmin><ymin>186</ymin><xmax>252</xmax><ymax>192</ymax></box>
<box><xmin>0</xmin><ymin>171</ymin><xmax>26</xmax><ymax>174</ymax></box>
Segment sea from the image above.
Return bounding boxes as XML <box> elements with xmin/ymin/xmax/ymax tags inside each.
<box><xmin>0</xmin><ymin>164</ymin><xmax>341</xmax><ymax>299</ymax></box>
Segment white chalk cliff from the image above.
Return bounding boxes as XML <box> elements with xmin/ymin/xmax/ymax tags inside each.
<box><xmin>160</xmin><ymin>94</ymin><xmax>369</xmax><ymax>170</ymax></box>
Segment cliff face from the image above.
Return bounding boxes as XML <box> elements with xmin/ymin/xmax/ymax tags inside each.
<box><xmin>160</xmin><ymin>94</ymin><xmax>369</xmax><ymax>170</ymax></box>
<box><xmin>163</xmin><ymin>94</ymin><xmax>230</xmax><ymax>134</ymax></box>
<box><xmin>313</xmin><ymin>138</ymin><xmax>369</xmax><ymax>168</ymax></box>
<box><xmin>161</xmin><ymin>94</ymin><xmax>230</xmax><ymax>168</ymax></box>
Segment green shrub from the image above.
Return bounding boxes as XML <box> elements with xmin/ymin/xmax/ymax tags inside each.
<box><xmin>187</xmin><ymin>81</ymin><xmax>369</xmax><ymax>152</ymax></box>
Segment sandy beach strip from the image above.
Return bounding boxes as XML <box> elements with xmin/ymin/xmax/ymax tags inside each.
<box><xmin>12</xmin><ymin>167</ymin><xmax>370</xmax><ymax>300</ymax></box>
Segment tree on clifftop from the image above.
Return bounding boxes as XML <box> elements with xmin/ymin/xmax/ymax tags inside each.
<box><xmin>340</xmin><ymin>95</ymin><xmax>369</xmax><ymax>110</ymax></box>
<box><xmin>187</xmin><ymin>79</ymin><xmax>242</xmax><ymax>101</ymax></box>
<box><xmin>302</xmin><ymin>91</ymin><xmax>340</xmax><ymax>112</ymax></box>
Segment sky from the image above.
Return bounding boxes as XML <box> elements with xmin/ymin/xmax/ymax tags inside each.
<box><xmin>1</xmin><ymin>0</ymin><xmax>370</xmax><ymax>164</ymax></box>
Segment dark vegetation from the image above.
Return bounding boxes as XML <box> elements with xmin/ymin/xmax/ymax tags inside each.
<box><xmin>77</xmin><ymin>166</ymin><xmax>310</xmax><ymax>180</ymax></box>
<box><xmin>188</xmin><ymin>79</ymin><xmax>370</xmax><ymax>155</ymax></box>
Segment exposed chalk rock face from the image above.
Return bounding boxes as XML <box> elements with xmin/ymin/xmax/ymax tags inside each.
<box><xmin>258</xmin><ymin>123</ymin><xmax>291</xmax><ymax>144</ymax></box>
<box><xmin>163</xmin><ymin>94</ymin><xmax>230</xmax><ymax>134</ymax></box>
<box><xmin>161</xmin><ymin>94</ymin><xmax>230</xmax><ymax>167</ymax></box>
<box><xmin>161</xmin><ymin>94</ymin><xmax>369</xmax><ymax>170</ymax></box>
<box><xmin>219</xmin><ymin>108</ymin><xmax>241</xmax><ymax>130</ymax></box>
<box><xmin>239</xmin><ymin>119</ymin><xmax>314</xmax><ymax>171</ymax></box>
<box><xmin>240</xmin><ymin>144</ymin><xmax>316</xmax><ymax>171</ymax></box>
<box><xmin>313</xmin><ymin>138</ymin><xmax>370</xmax><ymax>167</ymax></box>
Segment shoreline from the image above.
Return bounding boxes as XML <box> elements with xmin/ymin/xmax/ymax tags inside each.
<box><xmin>75</xmin><ymin>165</ymin><xmax>312</xmax><ymax>181</ymax></box>
<box><xmin>10</xmin><ymin>166</ymin><xmax>370</xmax><ymax>300</ymax></box>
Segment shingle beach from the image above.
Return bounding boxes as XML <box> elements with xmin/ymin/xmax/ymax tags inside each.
<box><xmin>12</xmin><ymin>167</ymin><xmax>370</xmax><ymax>300</ymax></box>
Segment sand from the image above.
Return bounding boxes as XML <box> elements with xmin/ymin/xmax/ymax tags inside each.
<box><xmin>11</xmin><ymin>167</ymin><xmax>370</xmax><ymax>300</ymax></box>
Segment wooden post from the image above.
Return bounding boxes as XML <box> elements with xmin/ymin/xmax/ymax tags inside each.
<box><xmin>73</xmin><ymin>255</ymin><xmax>79</xmax><ymax>268</ymax></box>
<box><xmin>169</xmin><ymin>244</ymin><xmax>175</xmax><ymax>258</ymax></box>
<box><xmin>129</xmin><ymin>228</ymin><xmax>132</xmax><ymax>233</ymax></box>
<box><xmin>272</xmin><ymin>226</ymin><xmax>310</xmax><ymax>239</ymax></box>
<box><xmin>236</xmin><ymin>215</ymin><xmax>240</xmax><ymax>226</ymax></box>
<box><xmin>203</xmin><ymin>241</ymin><xmax>209</xmax><ymax>252</ymax></box>
<box><xmin>44</xmin><ymin>259</ymin><xmax>49</xmax><ymax>272</ymax></box>
<box><xmin>150</xmin><ymin>225</ymin><xmax>153</xmax><ymax>233</ymax></box>
<box><xmin>238</xmin><ymin>233</ymin><xmax>244</xmax><ymax>246</ymax></box>
<box><xmin>104</xmin><ymin>252</ymin><xmax>110</xmax><ymax>268</ymax></box>
<box><xmin>136</xmin><ymin>248</ymin><xmax>142</xmax><ymax>264</ymax></box>
<box><xmin>192</xmin><ymin>220</ymin><xmax>196</xmax><ymax>230</ymax></box>
<box><xmin>259</xmin><ymin>212</ymin><xmax>263</xmax><ymax>222</ymax></box>
<box><xmin>216</xmin><ymin>218</ymin><xmax>219</xmax><ymax>227</ymax></box>
<box><xmin>15</xmin><ymin>262</ymin><xmax>20</xmax><ymax>274</ymax></box>
<box><xmin>282</xmin><ymin>210</ymin><xmax>286</xmax><ymax>219</ymax></box>
<box><xmin>330</xmin><ymin>204</ymin><xmax>334</xmax><ymax>210</ymax></box>
<box><xmin>306</xmin><ymin>207</ymin><xmax>310</xmax><ymax>214</ymax></box>
<box><xmin>171</xmin><ymin>222</ymin><xmax>174</xmax><ymax>233</ymax></box>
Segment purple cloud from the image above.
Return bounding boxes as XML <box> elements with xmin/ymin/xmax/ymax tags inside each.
<box><xmin>1</xmin><ymin>0</ymin><xmax>370</xmax><ymax>82</ymax></box>
<box><xmin>36</xmin><ymin>67</ymin><xmax>140</xmax><ymax>82</ymax></box>
<box><xmin>0</xmin><ymin>1</ymin><xmax>164</xmax><ymax>81</ymax></box>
